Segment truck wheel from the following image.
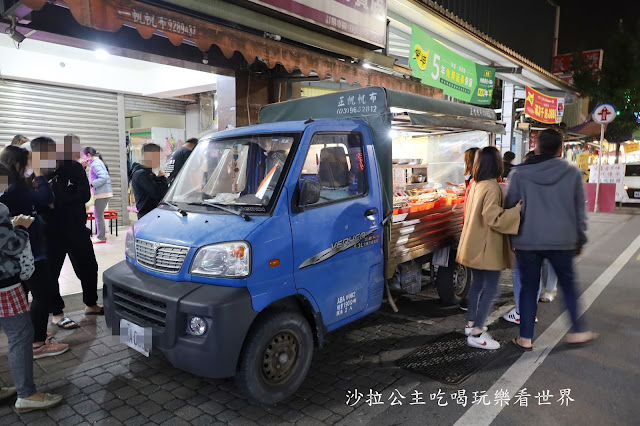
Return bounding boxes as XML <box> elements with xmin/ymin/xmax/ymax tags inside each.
<box><xmin>236</xmin><ymin>310</ymin><xmax>314</xmax><ymax>405</ymax></box>
<box><xmin>436</xmin><ymin>261</ymin><xmax>470</xmax><ymax>305</ymax></box>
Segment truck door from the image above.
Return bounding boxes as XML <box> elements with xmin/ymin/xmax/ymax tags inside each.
<box><xmin>290</xmin><ymin>128</ymin><xmax>383</xmax><ymax>327</ymax></box>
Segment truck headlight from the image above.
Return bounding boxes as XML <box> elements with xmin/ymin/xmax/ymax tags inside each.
<box><xmin>125</xmin><ymin>228</ymin><xmax>136</xmax><ymax>260</ymax></box>
<box><xmin>187</xmin><ymin>316</ymin><xmax>208</xmax><ymax>336</ymax></box>
<box><xmin>190</xmin><ymin>242</ymin><xmax>251</xmax><ymax>277</ymax></box>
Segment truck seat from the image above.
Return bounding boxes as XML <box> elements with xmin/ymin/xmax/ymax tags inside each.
<box><xmin>318</xmin><ymin>147</ymin><xmax>349</xmax><ymax>188</ymax></box>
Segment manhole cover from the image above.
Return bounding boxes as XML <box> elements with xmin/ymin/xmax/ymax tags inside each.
<box><xmin>395</xmin><ymin>332</ymin><xmax>507</xmax><ymax>385</ymax></box>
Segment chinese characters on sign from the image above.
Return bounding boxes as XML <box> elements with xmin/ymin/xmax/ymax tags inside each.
<box><xmin>552</xmin><ymin>50</ymin><xmax>603</xmax><ymax>85</ymax></box>
<box><xmin>524</xmin><ymin>86</ymin><xmax>565</xmax><ymax>124</ymax></box>
<box><xmin>246</xmin><ymin>0</ymin><xmax>387</xmax><ymax>47</ymax></box>
<box><xmin>409</xmin><ymin>25</ymin><xmax>496</xmax><ymax>105</ymax></box>
<box><xmin>335</xmin><ymin>89</ymin><xmax>384</xmax><ymax>116</ymax></box>
<box><xmin>589</xmin><ymin>164</ymin><xmax>626</xmax><ymax>201</ymax></box>
<box><xmin>117</xmin><ymin>8</ymin><xmax>197</xmax><ymax>37</ymax></box>
<box><xmin>346</xmin><ymin>388</ymin><xmax>575</xmax><ymax>407</ymax></box>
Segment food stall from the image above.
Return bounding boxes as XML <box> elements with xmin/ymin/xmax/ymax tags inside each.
<box><xmin>259</xmin><ymin>87</ymin><xmax>505</xmax><ymax>305</ymax></box>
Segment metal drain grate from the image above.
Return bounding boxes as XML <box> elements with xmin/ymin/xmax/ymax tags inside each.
<box><xmin>395</xmin><ymin>332</ymin><xmax>507</xmax><ymax>385</ymax></box>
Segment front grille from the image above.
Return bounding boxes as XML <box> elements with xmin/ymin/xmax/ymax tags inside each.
<box><xmin>135</xmin><ymin>239</ymin><xmax>189</xmax><ymax>273</ymax></box>
<box><xmin>113</xmin><ymin>287</ymin><xmax>167</xmax><ymax>329</ymax></box>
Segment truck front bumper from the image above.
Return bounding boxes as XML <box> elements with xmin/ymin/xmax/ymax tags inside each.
<box><xmin>103</xmin><ymin>261</ymin><xmax>257</xmax><ymax>379</ymax></box>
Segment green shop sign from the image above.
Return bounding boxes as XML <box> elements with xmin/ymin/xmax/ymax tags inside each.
<box><xmin>409</xmin><ymin>25</ymin><xmax>495</xmax><ymax>105</ymax></box>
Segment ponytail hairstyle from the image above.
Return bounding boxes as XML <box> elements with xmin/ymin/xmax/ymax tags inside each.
<box><xmin>83</xmin><ymin>146</ymin><xmax>109</xmax><ymax>172</ymax></box>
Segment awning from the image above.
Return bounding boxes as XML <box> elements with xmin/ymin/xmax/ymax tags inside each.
<box><xmin>567</xmin><ymin>120</ymin><xmax>607</xmax><ymax>137</ymax></box>
<box><xmin>20</xmin><ymin>0</ymin><xmax>438</xmax><ymax>95</ymax></box>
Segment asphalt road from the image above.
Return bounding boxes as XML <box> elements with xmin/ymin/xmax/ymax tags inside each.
<box><xmin>354</xmin><ymin>211</ymin><xmax>640</xmax><ymax>426</ymax></box>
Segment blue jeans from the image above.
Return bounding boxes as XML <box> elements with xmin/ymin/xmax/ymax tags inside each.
<box><xmin>0</xmin><ymin>312</ymin><xmax>37</xmax><ymax>398</ymax></box>
<box><xmin>513</xmin><ymin>259</ymin><xmax>558</xmax><ymax>312</ymax></box>
<box><xmin>515</xmin><ymin>250</ymin><xmax>583</xmax><ymax>339</ymax></box>
<box><xmin>541</xmin><ymin>259</ymin><xmax>558</xmax><ymax>292</ymax></box>
<box><xmin>467</xmin><ymin>269</ymin><xmax>501</xmax><ymax>331</ymax></box>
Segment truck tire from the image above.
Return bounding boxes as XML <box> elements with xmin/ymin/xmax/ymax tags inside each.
<box><xmin>236</xmin><ymin>310</ymin><xmax>314</xmax><ymax>405</ymax></box>
<box><xmin>436</xmin><ymin>261</ymin><xmax>470</xmax><ymax>306</ymax></box>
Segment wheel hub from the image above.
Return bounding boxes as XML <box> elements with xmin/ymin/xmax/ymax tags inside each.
<box><xmin>261</xmin><ymin>330</ymin><xmax>300</xmax><ymax>385</ymax></box>
<box><xmin>453</xmin><ymin>264</ymin><xmax>468</xmax><ymax>296</ymax></box>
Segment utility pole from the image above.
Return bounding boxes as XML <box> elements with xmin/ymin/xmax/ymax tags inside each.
<box><xmin>547</xmin><ymin>0</ymin><xmax>560</xmax><ymax>58</ymax></box>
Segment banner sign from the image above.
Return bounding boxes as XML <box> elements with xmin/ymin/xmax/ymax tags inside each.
<box><xmin>524</xmin><ymin>86</ymin><xmax>565</xmax><ymax>124</ymax></box>
<box><xmin>409</xmin><ymin>25</ymin><xmax>495</xmax><ymax>105</ymax></box>
<box><xmin>246</xmin><ymin>0</ymin><xmax>387</xmax><ymax>47</ymax></box>
<box><xmin>589</xmin><ymin>164</ymin><xmax>626</xmax><ymax>201</ymax></box>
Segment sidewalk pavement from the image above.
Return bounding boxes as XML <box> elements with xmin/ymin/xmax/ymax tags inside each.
<box><xmin>0</xmin><ymin>210</ymin><xmax>636</xmax><ymax>425</ymax></box>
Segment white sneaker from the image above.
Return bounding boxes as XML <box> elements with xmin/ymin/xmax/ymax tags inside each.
<box><xmin>464</xmin><ymin>325</ymin><xmax>488</xmax><ymax>336</ymax></box>
<box><xmin>15</xmin><ymin>392</ymin><xmax>63</xmax><ymax>413</ymax></box>
<box><xmin>503</xmin><ymin>308</ymin><xmax>538</xmax><ymax>324</ymax></box>
<box><xmin>467</xmin><ymin>332</ymin><xmax>500</xmax><ymax>350</ymax></box>
<box><xmin>503</xmin><ymin>308</ymin><xmax>520</xmax><ymax>324</ymax></box>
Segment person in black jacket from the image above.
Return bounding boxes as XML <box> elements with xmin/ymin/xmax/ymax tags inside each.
<box><xmin>165</xmin><ymin>138</ymin><xmax>198</xmax><ymax>185</ymax></box>
<box><xmin>0</xmin><ymin>140</ymin><xmax>70</xmax><ymax>358</ymax></box>
<box><xmin>46</xmin><ymin>134</ymin><xmax>102</xmax><ymax>323</ymax></box>
<box><xmin>131</xmin><ymin>143</ymin><xmax>169</xmax><ymax>219</ymax></box>
<box><xmin>502</xmin><ymin>151</ymin><xmax>516</xmax><ymax>178</ymax></box>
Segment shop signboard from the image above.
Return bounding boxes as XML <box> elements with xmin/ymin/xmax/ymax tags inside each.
<box><xmin>589</xmin><ymin>163</ymin><xmax>626</xmax><ymax>201</ymax></box>
<box><xmin>409</xmin><ymin>25</ymin><xmax>496</xmax><ymax>105</ymax></box>
<box><xmin>576</xmin><ymin>152</ymin><xmax>590</xmax><ymax>182</ymax></box>
<box><xmin>524</xmin><ymin>86</ymin><xmax>564</xmax><ymax>124</ymax></box>
<box><xmin>552</xmin><ymin>50</ymin><xmax>603</xmax><ymax>74</ymax></box>
<box><xmin>245</xmin><ymin>0</ymin><xmax>387</xmax><ymax>47</ymax></box>
<box><xmin>551</xmin><ymin>50</ymin><xmax>603</xmax><ymax>86</ymax></box>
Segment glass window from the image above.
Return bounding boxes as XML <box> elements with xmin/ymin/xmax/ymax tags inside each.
<box><xmin>299</xmin><ymin>133</ymin><xmax>367</xmax><ymax>206</ymax></box>
<box><xmin>165</xmin><ymin>134</ymin><xmax>298</xmax><ymax>213</ymax></box>
<box><xmin>625</xmin><ymin>165</ymin><xmax>640</xmax><ymax>177</ymax></box>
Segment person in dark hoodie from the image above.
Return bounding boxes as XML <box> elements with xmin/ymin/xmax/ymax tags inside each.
<box><xmin>506</xmin><ymin>128</ymin><xmax>596</xmax><ymax>350</ymax></box>
<box><xmin>45</xmin><ymin>134</ymin><xmax>103</xmax><ymax>326</ymax></box>
<box><xmin>131</xmin><ymin>143</ymin><xmax>169</xmax><ymax>219</ymax></box>
<box><xmin>165</xmin><ymin>137</ymin><xmax>198</xmax><ymax>186</ymax></box>
<box><xmin>0</xmin><ymin>140</ymin><xmax>70</xmax><ymax>358</ymax></box>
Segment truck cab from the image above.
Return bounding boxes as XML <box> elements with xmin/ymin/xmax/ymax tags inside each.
<box><xmin>104</xmin><ymin>118</ymin><xmax>384</xmax><ymax>403</ymax></box>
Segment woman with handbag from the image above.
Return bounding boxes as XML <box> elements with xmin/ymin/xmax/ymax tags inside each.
<box><xmin>0</xmin><ymin>142</ymin><xmax>71</xmax><ymax>358</ymax></box>
<box><xmin>0</xmin><ymin>162</ymin><xmax>63</xmax><ymax>413</ymax></box>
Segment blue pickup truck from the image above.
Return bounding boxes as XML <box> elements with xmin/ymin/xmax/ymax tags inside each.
<box><xmin>103</xmin><ymin>87</ymin><xmax>505</xmax><ymax>404</ymax></box>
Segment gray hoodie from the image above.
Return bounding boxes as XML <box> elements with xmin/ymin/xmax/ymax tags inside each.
<box><xmin>505</xmin><ymin>157</ymin><xmax>587</xmax><ymax>251</ymax></box>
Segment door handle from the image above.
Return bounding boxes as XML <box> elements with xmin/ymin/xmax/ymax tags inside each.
<box><xmin>364</xmin><ymin>208</ymin><xmax>378</xmax><ymax>217</ymax></box>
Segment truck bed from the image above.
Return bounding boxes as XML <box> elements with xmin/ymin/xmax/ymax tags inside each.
<box><xmin>385</xmin><ymin>205</ymin><xmax>463</xmax><ymax>278</ymax></box>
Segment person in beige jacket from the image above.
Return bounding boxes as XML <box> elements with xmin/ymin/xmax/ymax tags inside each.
<box><xmin>456</xmin><ymin>147</ymin><xmax>522</xmax><ymax>350</ymax></box>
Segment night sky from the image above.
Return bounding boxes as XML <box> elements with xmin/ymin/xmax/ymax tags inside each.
<box><xmin>556</xmin><ymin>0</ymin><xmax>640</xmax><ymax>53</ymax></box>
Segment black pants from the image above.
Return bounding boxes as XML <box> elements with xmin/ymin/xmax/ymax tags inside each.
<box><xmin>48</xmin><ymin>226</ymin><xmax>99</xmax><ymax>314</ymax></box>
<box><xmin>23</xmin><ymin>260</ymin><xmax>56</xmax><ymax>343</ymax></box>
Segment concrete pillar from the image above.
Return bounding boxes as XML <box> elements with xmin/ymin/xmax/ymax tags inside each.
<box><xmin>216</xmin><ymin>72</ymin><xmax>272</xmax><ymax>129</ymax></box>
<box><xmin>185</xmin><ymin>103</ymin><xmax>200</xmax><ymax>138</ymax></box>
<box><xmin>501</xmin><ymin>81</ymin><xmax>515</xmax><ymax>155</ymax></box>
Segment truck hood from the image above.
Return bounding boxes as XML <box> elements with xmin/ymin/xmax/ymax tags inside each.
<box><xmin>132</xmin><ymin>208</ymin><xmax>268</xmax><ymax>248</ymax></box>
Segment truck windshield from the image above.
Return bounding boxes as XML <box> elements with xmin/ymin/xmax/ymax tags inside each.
<box><xmin>165</xmin><ymin>133</ymin><xmax>298</xmax><ymax>213</ymax></box>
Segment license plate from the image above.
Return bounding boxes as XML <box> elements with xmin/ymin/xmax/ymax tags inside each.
<box><xmin>120</xmin><ymin>319</ymin><xmax>151</xmax><ymax>357</ymax></box>
<box><xmin>635</xmin><ymin>191</ymin><xmax>640</xmax><ymax>199</ymax></box>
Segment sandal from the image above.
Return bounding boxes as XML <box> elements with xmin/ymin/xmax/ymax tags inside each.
<box><xmin>566</xmin><ymin>331</ymin><xmax>599</xmax><ymax>346</ymax></box>
<box><xmin>85</xmin><ymin>307</ymin><xmax>104</xmax><ymax>316</ymax></box>
<box><xmin>540</xmin><ymin>290</ymin><xmax>556</xmax><ymax>303</ymax></box>
<box><xmin>51</xmin><ymin>317</ymin><xmax>79</xmax><ymax>330</ymax></box>
<box><xmin>511</xmin><ymin>338</ymin><xmax>533</xmax><ymax>352</ymax></box>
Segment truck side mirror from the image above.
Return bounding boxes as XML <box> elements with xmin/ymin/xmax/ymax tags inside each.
<box><xmin>299</xmin><ymin>179</ymin><xmax>321</xmax><ymax>207</ymax></box>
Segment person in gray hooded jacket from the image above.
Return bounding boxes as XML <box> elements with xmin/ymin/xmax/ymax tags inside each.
<box><xmin>505</xmin><ymin>128</ymin><xmax>596</xmax><ymax>351</ymax></box>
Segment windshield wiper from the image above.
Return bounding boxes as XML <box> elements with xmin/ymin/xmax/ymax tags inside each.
<box><xmin>188</xmin><ymin>201</ymin><xmax>251</xmax><ymax>221</ymax></box>
<box><xmin>159</xmin><ymin>201</ymin><xmax>187</xmax><ymax>216</ymax></box>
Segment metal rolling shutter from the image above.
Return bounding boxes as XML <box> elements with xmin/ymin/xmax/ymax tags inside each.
<box><xmin>124</xmin><ymin>95</ymin><xmax>187</xmax><ymax>114</ymax></box>
<box><xmin>0</xmin><ymin>80</ymin><xmax>124</xmax><ymax>224</ymax></box>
